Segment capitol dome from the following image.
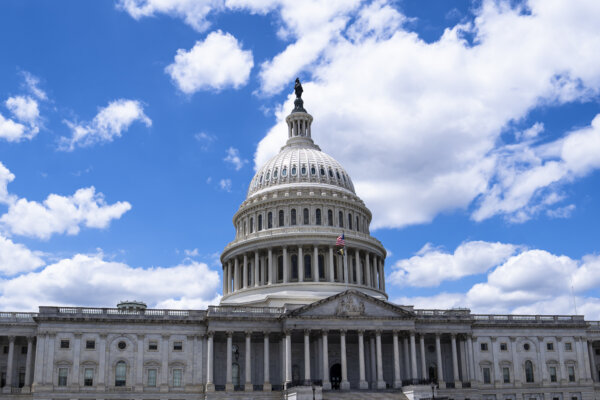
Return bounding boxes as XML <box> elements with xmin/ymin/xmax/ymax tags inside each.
<box><xmin>220</xmin><ymin>81</ymin><xmax>387</xmax><ymax>307</ymax></box>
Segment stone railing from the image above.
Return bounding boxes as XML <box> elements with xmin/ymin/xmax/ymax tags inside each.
<box><xmin>472</xmin><ymin>314</ymin><xmax>585</xmax><ymax>324</ymax></box>
<box><xmin>414</xmin><ymin>309</ymin><xmax>471</xmax><ymax>319</ymax></box>
<box><xmin>38</xmin><ymin>306</ymin><xmax>206</xmax><ymax>320</ymax></box>
<box><xmin>207</xmin><ymin>305</ymin><xmax>285</xmax><ymax>317</ymax></box>
<box><xmin>0</xmin><ymin>312</ymin><xmax>38</xmax><ymax>323</ymax></box>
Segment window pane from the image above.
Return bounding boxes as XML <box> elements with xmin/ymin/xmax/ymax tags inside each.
<box><xmin>173</xmin><ymin>369</ymin><xmax>182</xmax><ymax>387</ymax></box>
<box><xmin>483</xmin><ymin>368</ymin><xmax>490</xmax><ymax>384</ymax></box>
<box><xmin>116</xmin><ymin>361</ymin><xmax>126</xmax><ymax>386</ymax></box>
<box><xmin>84</xmin><ymin>368</ymin><xmax>94</xmax><ymax>386</ymax></box>
<box><xmin>148</xmin><ymin>369</ymin><xmax>157</xmax><ymax>387</ymax></box>
<box><xmin>58</xmin><ymin>368</ymin><xmax>68</xmax><ymax>386</ymax></box>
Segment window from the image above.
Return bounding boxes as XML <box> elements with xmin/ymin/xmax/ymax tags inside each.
<box><xmin>320</xmin><ymin>167</ymin><xmax>325</xmax><ymax>176</ymax></box>
<box><xmin>148</xmin><ymin>369</ymin><xmax>157</xmax><ymax>387</ymax></box>
<box><xmin>327</xmin><ymin>209</ymin><xmax>333</xmax><ymax>226</ymax></box>
<box><xmin>21</xmin><ymin>346</ymin><xmax>27</xmax><ymax>354</ymax></box>
<box><xmin>356</xmin><ymin>216</ymin><xmax>359</xmax><ymax>231</ymax></box>
<box><xmin>481</xmin><ymin>343</ymin><xmax>488</xmax><ymax>351</ymax></box>
<box><xmin>318</xmin><ymin>255</ymin><xmax>325</xmax><ymax>280</ymax></box>
<box><xmin>173</xmin><ymin>369</ymin><xmax>182</xmax><ymax>387</ymax></box>
<box><xmin>523</xmin><ymin>343</ymin><xmax>530</xmax><ymax>351</ymax></box>
<box><xmin>547</xmin><ymin>342</ymin><xmax>554</xmax><ymax>351</ymax></box>
<box><xmin>568</xmin><ymin>365</ymin><xmax>575</xmax><ymax>382</ymax></box>
<box><xmin>328</xmin><ymin>169</ymin><xmax>333</xmax><ymax>177</ymax></box>
<box><xmin>282</xmin><ymin>167</ymin><xmax>287</xmax><ymax>177</ymax></box>
<box><xmin>267</xmin><ymin>212</ymin><xmax>272</xmax><ymax>229</ymax></box>
<box><xmin>303</xmin><ymin>208</ymin><xmax>309</xmax><ymax>225</ymax></box>
<box><xmin>173</xmin><ymin>341</ymin><xmax>183</xmax><ymax>351</ymax></box>
<box><xmin>525</xmin><ymin>360</ymin><xmax>534</xmax><ymax>383</ymax></box>
<box><xmin>58</xmin><ymin>368</ymin><xmax>68</xmax><ymax>386</ymax></box>
<box><xmin>250</xmin><ymin>217</ymin><xmax>254</xmax><ymax>233</ymax></box>
<box><xmin>291</xmin><ymin>165</ymin><xmax>297</xmax><ymax>176</ymax></box>
<box><xmin>279</xmin><ymin>210</ymin><xmax>284</xmax><ymax>227</ymax></box>
<box><xmin>500</xmin><ymin>342</ymin><xmax>507</xmax><ymax>351</ymax></box>
<box><xmin>2</xmin><ymin>346</ymin><xmax>7</xmax><ymax>354</ymax></box>
<box><xmin>483</xmin><ymin>367</ymin><xmax>491</xmax><ymax>384</ymax></box>
<box><xmin>291</xmin><ymin>255</ymin><xmax>298</xmax><ymax>280</ymax></box>
<box><xmin>338</xmin><ymin>211</ymin><xmax>343</xmax><ymax>228</ymax></box>
<box><xmin>1</xmin><ymin>372</ymin><xmax>4</xmax><ymax>387</ymax></box>
<box><xmin>348</xmin><ymin>213</ymin><xmax>352</xmax><ymax>230</ymax></box>
<box><xmin>278</xmin><ymin>256</ymin><xmax>284</xmax><ymax>281</ymax></box>
<box><xmin>148</xmin><ymin>341</ymin><xmax>158</xmax><ymax>351</ymax></box>
<box><xmin>304</xmin><ymin>254</ymin><xmax>312</xmax><ymax>279</ymax></box>
<box><xmin>565</xmin><ymin>342</ymin><xmax>572</xmax><ymax>351</ymax></box>
<box><xmin>115</xmin><ymin>361</ymin><xmax>127</xmax><ymax>386</ymax></box>
<box><xmin>503</xmin><ymin>367</ymin><xmax>510</xmax><ymax>383</ymax></box>
<box><xmin>258</xmin><ymin>215</ymin><xmax>263</xmax><ymax>231</ymax></box>
<box><xmin>84</xmin><ymin>368</ymin><xmax>94</xmax><ymax>386</ymax></box>
<box><xmin>316</xmin><ymin>209</ymin><xmax>321</xmax><ymax>225</ymax></box>
<box><xmin>273</xmin><ymin>168</ymin><xmax>278</xmax><ymax>178</ymax></box>
<box><xmin>18</xmin><ymin>372</ymin><xmax>24</xmax><ymax>388</ymax></box>
<box><xmin>549</xmin><ymin>366</ymin><xmax>557</xmax><ymax>382</ymax></box>
<box><xmin>311</xmin><ymin>166</ymin><xmax>316</xmax><ymax>175</ymax></box>
<box><xmin>336</xmin><ymin>171</ymin><xmax>341</xmax><ymax>180</ymax></box>
<box><xmin>86</xmin><ymin>340</ymin><xmax>95</xmax><ymax>350</ymax></box>
<box><xmin>60</xmin><ymin>339</ymin><xmax>70</xmax><ymax>349</ymax></box>
<box><xmin>291</xmin><ymin>209</ymin><xmax>297</xmax><ymax>225</ymax></box>
<box><xmin>118</xmin><ymin>341</ymin><xmax>126</xmax><ymax>350</ymax></box>
<box><xmin>596</xmin><ymin>348</ymin><xmax>600</xmax><ymax>355</ymax></box>
<box><xmin>301</xmin><ymin>165</ymin><xmax>306</xmax><ymax>175</ymax></box>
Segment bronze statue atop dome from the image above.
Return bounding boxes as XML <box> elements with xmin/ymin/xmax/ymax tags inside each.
<box><xmin>293</xmin><ymin>78</ymin><xmax>306</xmax><ymax>113</ymax></box>
<box><xmin>294</xmin><ymin>77</ymin><xmax>303</xmax><ymax>99</ymax></box>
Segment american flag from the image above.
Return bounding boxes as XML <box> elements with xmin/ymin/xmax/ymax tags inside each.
<box><xmin>336</xmin><ymin>233</ymin><xmax>345</xmax><ymax>247</ymax></box>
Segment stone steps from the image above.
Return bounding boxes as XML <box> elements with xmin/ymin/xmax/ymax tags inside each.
<box><xmin>322</xmin><ymin>390</ymin><xmax>410</xmax><ymax>400</ymax></box>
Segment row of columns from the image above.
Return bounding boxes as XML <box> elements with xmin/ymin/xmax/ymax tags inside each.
<box><xmin>223</xmin><ymin>247</ymin><xmax>385</xmax><ymax>295</ymax></box>
<box><xmin>2</xmin><ymin>336</ymin><xmax>35</xmax><ymax>393</ymax></box>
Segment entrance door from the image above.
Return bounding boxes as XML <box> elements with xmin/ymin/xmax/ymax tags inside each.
<box><xmin>330</xmin><ymin>363</ymin><xmax>341</xmax><ymax>390</ymax></box>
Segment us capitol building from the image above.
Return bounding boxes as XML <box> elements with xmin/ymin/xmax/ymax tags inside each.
<box><xmin>2</xmin><ymin>82</ymin><xmax>600</xmax><ymax>400</ymax></box>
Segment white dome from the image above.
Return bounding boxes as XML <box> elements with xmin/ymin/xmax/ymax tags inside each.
<box><xmin>247</xmin><ymin>140</ymin><xmax>355</xmax><ymax>199</ymax></box>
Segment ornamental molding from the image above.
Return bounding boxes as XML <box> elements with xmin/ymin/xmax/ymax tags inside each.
<box><xmin>335</xmin><ymin>296</ymin><xmax>365</xmax><ymax>317</ymax></box>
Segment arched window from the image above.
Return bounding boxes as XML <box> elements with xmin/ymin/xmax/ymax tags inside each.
<box><xmin>278</xmin><ymin>256</ymin><xmax>284</xmax><ymax>282</ymax></box>
<box><xmin>115</xmin><ymin>361</ymin><xmax>126</xmax><ymax>386</ymax></box>
<box><xmin>282</xmin><ymin>167</ymin><xmax>287</xmax><ymax>177</ymax></box>
<box><xmin>258</xmin><ymin>215</ymin><xmax>263</xmax><ymax>231</ymax></box>
<box><xmin>279</xmin><ymin>210</ymin><xmax>284</xmax><ymax>227</ymax></box>
<box><xmin>243</xmin><ymin>221</ymin><xmax>247</xmax><ymax>235</ymax></box>
<box><xmin>338</xmin><ymin>211</ymin><xmax>343</xmax><ymax>228</ymax></box>
<box><xmin>291</xmin><ymin>209</ymin><xmax>297</xmax><ymax>225</ymax></box>
<box><xmin>318</xmin><ymin>255</ymin><xmax>325</xmax><ymax>280</ymax></box>
<box><xmin>352</xmin><ymin>257</ymin><xmax>357</xmax><ymax>283</ymax></box>
<box><xmin>291</xmin><ymin>255</ymin><xmax>298</xmax><ymax>280</ymax></box>
<box><xmin>348</xmin><ymin>213</ymin><xmax>353</xmax><ymax>230</ymax></box>
<box><xmin>525</xmin><ymin>360</ymin><xmax>534</xmax><ymax>383</ymax></box>
<box><xmin>320</xmin><ymin>167</ymin><xmax>325</xmax><ymax>176</ymax></box>
<box><xmin>301</xmin><ymin>165</ymin><xmax>307</xmax><ymax>175</ymax></box>
<box><xmin>316</xmin><ymin>209</ymin><xmax>322</xmax><ymax>225</ymax></box>
<box><xmin>311</xmin><ymin>166</ymin><xmax>316</xmax><ymax>175</ymax></box>
<box><xmin>304</xmin><ymin>254</ymin><xmax>312</xmax><ymax>279</ymax></box>
<box><xmin>356</xmin><ymin>216</ymin><xmax>359</xmax><ymax>231</ymax></box>
<box><xmin>250</xmin><ymin>217</ymin><xmax>254</xmax><ymax>233</ymax></box>
<box><xmin>291</xmin><ymin>165</ymin><xmax>297</xmax><ymax>176</ymax></box>
<box><xmin>303</xmin><ymin>208</ymin><xmax>309</xmax><ymax>225</ymax></box>
<box><xmin>274</xmin><ymin>168</ymin><xmax>278</xmax><ymax>178</ymax></box>
<box><xmin>267</xmin><ymin>212</ymin><xmax>272</xmax><ymax>229</ymax></box>
<box><xmin>328</xmin><ymin>169</ymin><xmax>333</xmax><ymax>177</ymax></box>
<box><xmin>328</xmin><ymin>209</ymin><xmax>333</xmax><ymax>226</ymax></box>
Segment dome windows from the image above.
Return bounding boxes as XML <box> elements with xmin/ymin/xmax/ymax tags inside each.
<box><xmin>301</xmin><ymin>165</ymin><xmax>307</xmax><ymax>175</ymax></box>
<box><xmin>274</xmin><ymin>168</ymin><xmax>278</xmax><ymax>178</ymax></box>
<box><xmin>328</xmin><ymin>169</ymin><xmax>333</xmax><ymax>178</ymax></box>
<box><xmin>320</xmin><ymin>167</ymin><xmax>325</xmax><ymax>176</ymax></box>
<box><xmin>291</xmin><ymin>165</ymin><xmax>297</xmax><ymax>176</ymax></box>
<box><xmin>282</xmin><ymin>167</ymin><xmax>288</xmax><ymax>177</ymax></box>
<box><xmin>311</xmin><ymin>166</ymin><xmax>316</xmax><ymax>175</ymax></box>
<box><xmin>336</xmin><ymin>171</ymin><xmax>341</xmax><ymax>180</ymax></box>
<box><xmin>266</xmin><ymin>171</ymin><xmax>270</xmax><ymax>180</ymax></box>
<box><xmin>291</xmin><ymin>209</ymin><xmax>297</xmax><ymax>225</ymax></box>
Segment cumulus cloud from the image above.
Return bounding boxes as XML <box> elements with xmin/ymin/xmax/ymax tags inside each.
<box><xmin>61</xmin><ymin>99</ymin><xmax>151</xmax><ymax>150</ymax></box>
<box><xmin>0</xmin><ymin>235</ymin><xmax>45</xmax><ymax>276</ymax></box>
<box><xmin>223</xmin><ymin>147</ymin><xmax>247</xmax><ymax>170</ymax></box>
<box><xmin>219</xmin><ymin>178</ymin><xmax>232</xmax><ymax>192</ymax></box>
<box><xmin>0</xmin><ymin>252</ymin><xmax>221</xmax><ymax>311</ymax></box>
<box><xmin>165</xmin><ymin>30</ymin><xmax>253</xmax><ymax>94</ymax></box>
<box><xmin>0</xmin><ymin>96</ymin><xmax>41</xmax><ymax>142</ymax></box>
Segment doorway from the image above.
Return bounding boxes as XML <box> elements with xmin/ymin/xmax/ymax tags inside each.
<box><xmin>330</xmin><ymin>363</ymin><xmax>341</xmax><ymax>390</ymax></box>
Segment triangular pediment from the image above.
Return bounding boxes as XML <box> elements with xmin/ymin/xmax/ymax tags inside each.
<box><xmin>288</xmin><ymin>290</ymin><xmax>414</xmax><ymax>319</ymax></box>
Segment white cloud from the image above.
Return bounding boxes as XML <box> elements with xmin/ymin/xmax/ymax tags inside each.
<box><xmin>61</xmin><ymin>99</ymin><xmax>152</xmax><ymax>150</ymax></box>
<box><xmin>21</xmin><ymin>71</ymin><xmax>47</xmax><ymax>101</ymax></box>
<box><xmin>0</xmin><ymin>235</ymin><xmax>45</xmax><ymax>276</ymax></box>
<box><xmin>194</xmin><ymin>132</ymin><xmax>216</xmax><ymax>150</ymax></box>
<box><xmin>0</xmin><ymin>113</ymin><xmax>27</xmax><ymax>142</ymax></box>
<box><xmin>6</xmin><ymin>96</ymin><xmax>40</xmax><ymax>124</ymax></box>
<box><xmin>0</xmin><ymin>96</ymin><xmax>41</xmax><ymax>142</ymax></box>
<box><xmin>254</xmin><ymin>0</ymin><xmax>600</xmax><ymax>228</ymax></box>
<box><xmin>389</xmin><ymin>241</ymin><xmax>518</xmax><ymax>287</ymax></box>
<box><xmin>219</xmin><ymin>178</ymin><xmax>232</xmax><ymax>192</ymax></box>
<box><xmin>223</xmin><ymin>147</ymin><xmax>247</xmax><ymax>170</ymax></box>
<box><xmin>184</xmin><ymin>248</ymin><xmax>199</xmax><ymax>256</ymax></box>
<box><xmin>0</xmin><ymin>162</ymin><xmax>16</xmax><ymax>204</ymax></box>
<box><xmin>0</xmin><ymin>252</ymin><xmax>221</xmax><ymax>311</ymax></box>
<box><xmin>165</xmin><ymin>30</ymin><xmax>253</xmax><ymax>94</ymax></box>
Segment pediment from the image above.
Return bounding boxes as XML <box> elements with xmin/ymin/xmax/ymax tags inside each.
<box><xmin>288</xmin><ymin>290</ymin><xmax>414</xmax><ymax>319</ymax></box>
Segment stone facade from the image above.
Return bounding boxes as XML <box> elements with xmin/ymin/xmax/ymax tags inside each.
<box><xmin>1</xmin><ymin>88</ymin><xmax>600</xmax><ymax>400</ymax></box>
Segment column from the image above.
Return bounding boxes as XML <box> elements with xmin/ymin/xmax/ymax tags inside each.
<box><xmin>420</xmin><ymin>334</ymin><xmax>427</xmax><ymax>380</ymax></box>
<box><xmin>370</xmin><ymin>336</ymin><xmax>377</xmax><ymax>387</ymax></box>
<box><xmin>243</xmin><ymin>254</ymin><xmax>248</xmax><ymax>288</ymax></box>
<box><xmin>403</xmin><ymin>336</ymin><xmax>410</xmax><ymax>380</ymax></box>
<box><xmin>358</xmin><ymin>330</ymin><xmax>368</xmax><ymax>389</ymax></box>
<box><xmin>298</xmin><ymin>246</ymin><xmax>304</xmax><ymax>282</ymax></box>
<box><xmin>451</xmin><ymin>334</ymin><xmax>461</xmax><ymax>387</ymax></box>
<box><xmin>234</xmin><ymin>257</ymin><xmax>240</xmax><ymax>290</ymax></box>
<box><xmin>538</xmin><ymin>336</ymin><xmax>547</xmax><ymax>383</ymax></box>
<box><xmin>466</xmin><ymin>335</ymin><xmax>475</xmax><ymax>383</ymax></box>
<box><xmin>583</xmin><ymin>337</ymin><xmax>592</xmax><ymax>381</ymax></box>
<box><xmin>355</xmin><ymin>249</ymin><xmax>362</xmax><ymax>284</ymax></box>
<box><xmin>134</xmin><ymin>334</ymin><xmax>144</xmax><ymax>391</ymax></box>
<box><xmin>223</xmin><ymin>264</ymin><xmax>228</xmax><ymax>294</ymax></box>
<box><xmin>285</xmin><ymin>331</ymin><xmax>292</xmax><ymax>388</ymax></box>
<box><xmin>24</xmin><ymin>337</ymin><xmax>34</xmax><ymax>391</ymax></box>
<box><xmin>161</xmin><ymin>334</ymin><xmax>169</xmax><ymax>390</ymax></box>
<box><xmin>97</xmin><ymin>334</ymin><xmax>106</xmax><ymax>389</ymax></box>
<box><xmin>435</xmin><ymin>334</ymin><xmax>445</xmax><ymax>388</ymax></box>
<box><xmin>313</xmin><ymin>246</ymin><xmax>319</xmax><ymax>281</ymax></box>
<box><xmin>393</xmin><ymin>331</ymin><xmax>402</xmax><ymax>388</ymax></box>
<box><xmin>283</xmin><ymin>247</ymin><xmax>289</xmax><ymax>283</ymax></box>
<box><xmin>589</xmin><ymin>341</ymin><xmax>597</xmax><ymax>382</ymax></box>
<box><xmin>206</xmin><ymin>332</ymin><xmax>214</xmax><ymax>391</ymax></box>
<box><xmin>268</xmin><ymin>248</ymin><xmax>273</xmax><ymax>285</ymax></box>
<box><xmin>343</xmin><ymin>250</ymin><xmax>349</xmax><ymax>284</ymax></box>
<box><xmin>510</xmin><ymin>337</ymin><xmax>522</xmax><ymax>386</ymax></box>
<box><xmin>226</xmin><ymin>332</ymin><xmax>233</xmax><ymax>390</ymax></box>
<box><xmin>193</xmin><ymin>335</ymin><xmax>204</xmax><ymax>387</ymax></box>
<box><xmin>329</xmin><ymin>247</ymin><xmax>335</xmax><ymax>282</ymax></box>
<box><xmin>365</xmin><ymin>253</ymin><xmax>372</xmax><ymax>287</ymax></box>
<box><xmin>557</xmin><ymin>337</ymin><xmax>567</xmax><ymax>383</ymax></box>
<box><xmin>263</xmin><ymin>332</ymin><xmax>271</xmax><ymax>391</ymax></box>
<box><xmin>245</xmin><ymin>332</ymin><xmax>252</xmax><ymax>391</ymax></box>
<box><xmin>410</xmin><ymin>332</ymin><xmax>418</xmax><ymax>383</ymax></box>
<box><xmin>254</xmin><ymin>252</ymin><xmax>260</xmax><ymax>287</ymax></box>
<box><xmin>228</xmin><ymin>261</ymin><xmax>233</xmax><ymax>293</ymax></box>
<box><xmin>304</xmin><ymin>330</ymin><xmax>311</xmax><ymax>384</ymax></box>
<box><xmin>379</xmin><ymin>259</ymin><xmax>385</xmax><ymax>291</ymax></box>
<box><xmin>340</xmin><ymin>330</ymin><xmax>350</xmax><ymax>390</ymax></box>
<box><xmin>32</xmin><ymin>333</ymin><xmax>45</xmax><ymax>390</ymax></box>
<box><xmin>578</xmin><ymin>337</ymin><xmax>590</xmax><ymax>382</ymax></box>
<box><xmin>322</xmin><ymin>330</ymin><xmax>331</xmax><ymax>390</ymax></box>
<box><xmin>4</xmin><ymin>336</ymin><xmax>15</xmax><ymax>392</ymax></box>
<box><xmin>376</xmin><ymin>330</ymin><xmax>385</xmax><ymax>389</ymax></box>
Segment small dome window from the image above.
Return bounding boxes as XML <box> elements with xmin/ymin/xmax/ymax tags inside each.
<box><xmin>320</xmin><ymin>167</ymin><xmax>325</xmax><ymax>176</ymax></box>
<box><xmin>266</xmin><ymin>171</ymin><xmax>270</xmax><ymax>180</ymax></box>
<box><xmin>291</xmin><ymin>165</ymin><xmax>297</xmax><ymax>176</ymax></box>
<box><xmin>311</xmin><ymin>166</ymin><xmax>316</xmax><ymax>175</ymax></box>
<box><xmin>342</xmin><ymin>174</ymin><xmax>346</xmax><ymax>182</ymax></box>
<box><xmin>259</xmin><ymin>174</ymin><xmax>263</xmax><ymax>183</ymax></box>
<box><xmin>274</xmin><ymin>168</ymin><xmax>278</xmax><ymax>178</ymax></box>
<box><xmin>301</xmin><ymin>165</ymin><xmax>307</xmax><ymax>175</ymax></box>
<box><xmin>328</xmin><ymin>169</ymin><xmax>333</xmax><ymax>177</ymax></box>
<box><xmin>336</xmin><ymin>171</ymin><xmax>341</xmax><ymax>180</ymax></box>
<box><xmin>282</xmin><ymin>167</ymin><xmax>287</xmax><ymax>177</ymax></box>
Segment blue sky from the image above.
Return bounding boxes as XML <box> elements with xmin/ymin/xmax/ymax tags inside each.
<box><xmin>1</xmin><ymin>0</ymin><xmax>600</xmax><ymax>316</ymax></box>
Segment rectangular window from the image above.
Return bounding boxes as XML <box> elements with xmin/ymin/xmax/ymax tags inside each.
<box><xmin>549</xmin><ymin>366</ymin><xmax>557</xmax><ymax>382</ymax></box>
<box><xmin>58</xmin><ymin>368</ymin><xmax>68</xmax><ymax>386</ymax></box>
<box><xmin>1</xmin><ymin>372</ymin><xmax>5</xmax><ymax>387</ymax></box>
<box><xmin>21</xmin><ymin>346</ymin><xmax>28</xmax><ymax>354</ymax></box>
<box><xmin>547</xmin><ymin>342</ymin><xmax>554</xmax><ymax>351</ymax></box>
<box><xmin>483</xmin><ymin>367</ymin><xmax>491</xmax><ymax>384</ymax></box>
<box><xmin>173</xmin><ymin>341</ymin><xmax>183</xmax><ymax>351</ymax></box>
<box><xmin>86</xmin><ymin>340</ymin><xmax>95</xmax><ymax>349</ymax></box>
<box><xmin>596</xmin><ymin>348</ymin><xmax>600</xmax><ymax>355</ymax></box>
<box><xmin>173</xmin><ymin>369</ymin><xmax>182</xmax><ymax>387</ymax></box>
<box><xmin>148</xmin><ymin>341</ymin><xmax>158</xmax><ymax>351</ymax></box>
<box><xmin>481</xmin><ymin>343</ymin><xmax>488</xmax><ymax>351</ymax></box>
<box><xmin>565</xmin><ymin>342</ymin><xmax>572</xmax><ymax>351</ymax></box>
<box><xmin>84</xmin><ymin>368</ymin><xmax>94</xmax><ymax>386</ymax></box>
<box><xmin>148</xmin><ymin>369</ymin><xmax>157</xmax><ymax>387</ymax></box>
<box><xmin>60</xmin><ymin>339</ymin><xmax>70</xmax><ymax>349</ymax></box>
<box><xmin>568</xmin><ymin>366</ymin><xmax>576</xmax><ymax>382</ymax></box>
<box><xmin>18</xmin><ymin>372</ymin><xmax>25</xmax><ymax>388</ymax></box>
<box><xmin>503</xmin><ymin>367</ymin><xmax>510</xmax><ymax>383</ymax></box>
<box><xmin>500</xmin><ymin>342</ymin><xmax>507</xmax><ymax>351</ymax></box>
